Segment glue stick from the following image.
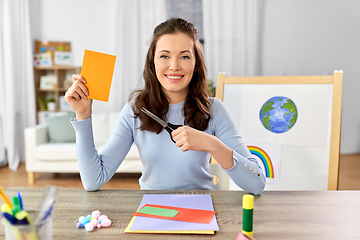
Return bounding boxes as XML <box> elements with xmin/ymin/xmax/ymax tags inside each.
<box><xmin>242</xmin><ymin>194</ymin><xmax>254</xmax><ymax>237</ymax></box>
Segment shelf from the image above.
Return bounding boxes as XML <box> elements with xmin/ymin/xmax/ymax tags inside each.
<box><xmin>34</xmin><ymin>65</ymin><xmax>81</xmax><ymax>70</ymax></box>
<box><xmin>36</xmin><ymin>88</ymin><xmax>68</xmax><ymax>92</ymax></box>
<box><xmin>36</xmin><ymin>89</ymin><xmax>57</xmax><ymax>92</ymax></box>
<box><xmin>34</xmin><ymin>65</ymin><xmax>80</xmax><ymax>123</ymax></box>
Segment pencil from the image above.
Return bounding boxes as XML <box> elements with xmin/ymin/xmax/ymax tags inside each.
<box><xmin>0</xmin><ymin>186</ymin><xmax>13</xmax><ymax>208</ymax></box>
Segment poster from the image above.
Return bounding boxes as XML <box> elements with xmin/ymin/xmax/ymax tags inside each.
<box><xmin>223</xmin><ymin>84</ymin><xmax>332</xmax><ymax>147</ymax></box>
<box><xmin>244</xmin><ymin>138</ymin><xmax>281</xmax><ymax>184</ymax></box>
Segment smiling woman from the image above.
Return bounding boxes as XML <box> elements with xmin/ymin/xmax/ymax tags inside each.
<box><xmin>66</xmin><ymin>18</ymin><xmax>266</xmax><ymax>194</ymax></box>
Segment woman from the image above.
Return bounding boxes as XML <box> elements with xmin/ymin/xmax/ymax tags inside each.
<box><xmin>65</xmin><ymin>18</ymin><xmax>266</xmax><ymax>194</ymax></box>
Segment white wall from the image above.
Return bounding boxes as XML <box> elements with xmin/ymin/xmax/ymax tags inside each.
<box><xmin>29</xmin><ymin>0</ymin><xmax>360</xmax><ymax>154</ymax></box>
<box><xmin>261</xmin><ymin>0</ymin><xmax>360</xmax><ymax>153</ymax></box>
<box><xmin>30</xmin><ymin>0</ymin><xmax>117</xmax><ymax>65</ymax></box>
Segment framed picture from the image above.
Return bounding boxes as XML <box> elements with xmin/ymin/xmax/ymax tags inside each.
<box><xmin>54</xmin><ymin>51</ymin><xmax>73</xmax><ymax>66</ymax></box>
<box><xmin>33</xmin><ymin>53</ymin><xmax>53</xmax><ymax>67</ymax></box>
<box><xmin>40</xmin><ymin>75</ymin><xmax>57</xmax><ymax>89</ymax></box>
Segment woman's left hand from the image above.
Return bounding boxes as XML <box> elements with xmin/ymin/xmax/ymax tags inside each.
<box><xmin>172</xmin><ymin>126</ymin><xmax>214</xmax><ymax>152</ymax></box>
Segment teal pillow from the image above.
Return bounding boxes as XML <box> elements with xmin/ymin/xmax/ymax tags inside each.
<box><xmin>44</xmin><ymin>112</ymin><xmax>76</xmax><ymax>143</ymax></box>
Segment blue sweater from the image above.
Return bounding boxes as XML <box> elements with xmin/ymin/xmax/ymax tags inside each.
<box><xmin>71</xmin><ymin>98</ymin><xmax>266</xmax><ymax>194</ymax></box>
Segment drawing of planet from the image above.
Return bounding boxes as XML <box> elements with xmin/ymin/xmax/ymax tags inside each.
<box><xmin>259</xmin><ymin>96</ymin><xmax>298</xmax><ymax>134</ymax></box>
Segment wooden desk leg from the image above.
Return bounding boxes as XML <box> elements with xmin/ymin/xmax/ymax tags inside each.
<box><xmin>28</xmin><ymin>172</ymin><xmax>35</xmax><ymax>185</ymax></box>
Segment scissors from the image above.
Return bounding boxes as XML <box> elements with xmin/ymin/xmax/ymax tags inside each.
<box><xmin>141</xmin><ymin>107</ymin><xmax>182</xmax><ymax>143</ymax></box>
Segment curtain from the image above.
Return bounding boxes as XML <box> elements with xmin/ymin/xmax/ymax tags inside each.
<box><xmin>104</xmin><ymin>0</ymin><xmax>166</xmax><ymax>111</ymax></box>
<box><xmin>203</xmin><ymin>0</ymin><xmax>264</xmax><ymax>83</ymax></box>
<box><xmin>0</xmin><ymin>0</ymin><xmax>36</xmax><ymax>170</ymax></box>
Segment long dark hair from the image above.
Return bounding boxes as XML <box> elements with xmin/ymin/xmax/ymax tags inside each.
<box><xmin>130</xmin><ymin>18</ymin><xmax>211</xmax><ymax>133</ymax></box>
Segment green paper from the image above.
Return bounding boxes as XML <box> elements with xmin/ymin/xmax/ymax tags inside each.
<box><xmin>138</xmin><ymin>206</ymin><xmax>179</xmax><ymax>217</ymax></box>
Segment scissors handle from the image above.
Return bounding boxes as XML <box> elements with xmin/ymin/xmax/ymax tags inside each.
<box><xmin>165</xmin><ymin>123</ymin><xmax>182</xmax><ymax>143</ymax></box>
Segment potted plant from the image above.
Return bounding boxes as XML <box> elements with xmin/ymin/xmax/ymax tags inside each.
<box><xmin>47</xmin><ymin>97</ymin><xmax>56</xmax><ymax>111</ymax></box>
<box><xmin>207</xmin><ymin>79</ymin><xmax>216</xmax><ymax>97</ymax></box>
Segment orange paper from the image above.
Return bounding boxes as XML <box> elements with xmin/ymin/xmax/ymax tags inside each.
<box><xmin>81</xmin><ymin>49</ymin><xmax>116</xmax><ymax>102</ymax></box>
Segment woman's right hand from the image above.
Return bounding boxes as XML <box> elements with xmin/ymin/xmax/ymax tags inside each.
<box><xmin>64</xmin><ymin>74</ymin><xmax>92</xmax><ymax>120</ymax></box>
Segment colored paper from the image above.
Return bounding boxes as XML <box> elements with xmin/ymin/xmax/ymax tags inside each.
<box><xmin>137</xmin><ymin>206</ymin><xmax>179</xmax><ymax>217</ymax></box>
<box><xmin>81</xmin><ymin>49</ymin><xmax>116</xmax><ymax>102</ymax></box>
<box><xmin>127</xmin><ymin>194</ymin><xmax>219</xmax><ymax>232</ymax></box>
<box><xmin>134</xmin><ymin>204</ymin><xmax>216</xmax><ymax>224</ymax></box>
<box><xmin>124</xmin><ymin>216</ymin><xmax>214</xmax><ymax>234</ymax></box>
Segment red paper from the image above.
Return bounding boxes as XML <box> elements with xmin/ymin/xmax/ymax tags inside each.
<box><xmin>133</xmin><ymin>204</ymin><xmax>216</xmax><ymax>224</ymax></box>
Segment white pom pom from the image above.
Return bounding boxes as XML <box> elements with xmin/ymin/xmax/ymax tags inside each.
<box><xmin>84</xmin><ymin>223</ymin><xmax>94</xmax><ymax>232</ymax></box>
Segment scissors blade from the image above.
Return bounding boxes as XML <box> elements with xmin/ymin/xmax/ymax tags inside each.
<box><xmin>141</xmin><ymin>107</ymin><xmax>167</xmax><ymax>128</ymax></box>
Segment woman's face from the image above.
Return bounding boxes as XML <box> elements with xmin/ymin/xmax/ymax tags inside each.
<box><xmin>154</xmin><ymin>32</ymin><xmax>196</xmax><ymax>104</ymax></box>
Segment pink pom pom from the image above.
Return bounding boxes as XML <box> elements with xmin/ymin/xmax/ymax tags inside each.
<box><xmin>90</xmin><ymin>219</ymin><xmax>97</xmax><ymax>227</ymax></box>
<box><xmin>98</xmin><ymin>215</ymin><xmax>108</xmax><ymax>221</ymax></box>
<box><xmin>97</xmin><ymin>224</ymin><xmax>102</xmax><ymax>228</ymax></box>
<box><xmin>236</xmin><ymin>232</ymin><xmax>249</xmax><ymax>240</ymax></box>
<box><xmin>92</xmin><ymin>210</ymin><xmax>101</xmax><ymax>219</ymax></box>
<box><xmin>101</xmin><ymin>218</ymin><xmax>111</xmax><ymax>227</ymax></box>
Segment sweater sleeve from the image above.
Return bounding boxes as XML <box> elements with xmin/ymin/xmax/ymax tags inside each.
<box><xmin>71</xmin><ymin>103</ymin><xmax>134</xmax><ymax>191</ymax></box>
<box><xmin>211</xmin><ymin>98</ymin><xmax>266</xmax><ymax>195</ymax></box>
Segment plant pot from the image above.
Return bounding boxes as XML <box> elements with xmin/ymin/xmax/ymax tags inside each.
<box><xmin>47</xmin><ymin>102</ymin><xmax>56</xmax><ymax>111</ymax></box>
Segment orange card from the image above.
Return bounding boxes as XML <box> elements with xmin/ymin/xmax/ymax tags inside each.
<box><xmin>81</xmin><ymin>49</ymin><xmax>116</xmax><ymax>102</ymax></box>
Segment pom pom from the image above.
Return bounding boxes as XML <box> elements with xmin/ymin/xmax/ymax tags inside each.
<box><xmin>101</xmin><ymin>218</ymin><xmax>111</xmax><ymax>227</ymax></box>
<box><xmin>236</xmin><ymin>232</ymin><xmax>249</xmax><ymax>240</ymax></box>
<box><xmin>97</xmin><ymin>224</ymin><xmax>102</xmax><ymax>228</ymax></box>
<box><xmin>78</xmin><ymin>216</ymin><xmax>84</xmax><ymax>222</ymax></box>
<box><xmin>98</xmin><ymin>215</ymin><xmax>108</xmax><ymax>221</ymax></box>
<box><xmin>80</xmin><ymin>215</ymin><xmax>92</xmax><ymax>226</ymax></box>
<box><xmin>92</xmin><ymin>210</ymin><xmax>101</xmax><ymax>219</ymax></box>
<box><xmin>98</xmin><ymin>219</ymin><xmax>102</xmax><ymax>224</ymax></box>
<box><xmin>90</xmin><ymin>219</ymin><xmax>97</xmax><ymax>227</ymax></box>
<box><xmin>85</xmin><ymin>223</ymin><xmax>94</xmax><ymax>232</ymax></box>
<box><xmin>76</xmin><ymin>222</ymin><xmax>82</xmax><ymax>228</ymax></box>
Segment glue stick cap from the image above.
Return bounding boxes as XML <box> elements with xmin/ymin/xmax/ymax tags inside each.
<box><xmin>242</xmin><ymin>194</ymin><xmax>254</xmax><ymax>209</ymax></box>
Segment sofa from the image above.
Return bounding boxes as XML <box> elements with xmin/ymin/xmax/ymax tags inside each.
<box><xmin>24</xmin><ymin>112</ymin><xmax>142</xmax><ymax>185</ymax></box>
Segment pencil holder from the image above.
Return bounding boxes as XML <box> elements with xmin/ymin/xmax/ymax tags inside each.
<box><xmin>1</xmin><ymin>209</ymin><xmax>53</xmax><ymax>240</ymax></box>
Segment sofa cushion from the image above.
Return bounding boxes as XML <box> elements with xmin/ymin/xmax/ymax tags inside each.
<box><xmin>125</xmin><ymin>144</ymin><xmax>140</xmax><ymax>159</ymax></box>
<box><xmin>44</xmin><ymin>112</ymin><xmax>76</xmax><ymax>143</ymax></box>
<box><xmin>37</xmin><ymin>142</ymin><xmax>140</xmax><ymax>162</ymax></box>
<box><xmin>97</xmin><ymin>144</ymin><xmax>140</xmax><ymax>160</ymax></box>
<box><xmin>36</xmin><ymin>142</ymin><xmax>77</xmax><ymax>161</ymax></box>
<box><xmin>92</xmin><ymin>113</ymin><xmax>110</xmax><ymax>147</ymax></box>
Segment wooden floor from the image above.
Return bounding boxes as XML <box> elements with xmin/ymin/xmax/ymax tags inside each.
<box><xmin>1</xmin><ymin>154</ymin><xmax>359</xmax><ymax>190</ymax></box>
<box><xmin>0</xmin><ymin>164</ymin><xmax>141</xmax><ymax>190</ymax></box>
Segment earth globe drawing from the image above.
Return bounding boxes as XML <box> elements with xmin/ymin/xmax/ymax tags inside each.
<box><xmin>259</xmin><ymin>96</ymin><xmax>298</xmax><ymax>134</ymax></box>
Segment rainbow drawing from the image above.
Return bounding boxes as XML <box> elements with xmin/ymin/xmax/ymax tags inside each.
<box><xmin>247</xmin><ymin>146</ymin><xmax>274</xmax><ymax>178</ymax></box>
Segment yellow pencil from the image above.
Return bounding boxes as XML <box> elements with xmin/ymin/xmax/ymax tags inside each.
<box><xmin>0</xmin><ymin>186</ymin><xmax>13</xmax><ymax>208</ymax></box>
